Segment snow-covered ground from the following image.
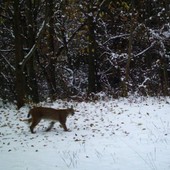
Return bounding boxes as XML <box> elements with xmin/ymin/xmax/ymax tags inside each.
<box><xmin>0</xmin><ymin>96</ymin><xmax>170</xmax><ymax>170</ymax></box>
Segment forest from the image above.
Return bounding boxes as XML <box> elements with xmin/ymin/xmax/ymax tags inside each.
<box><xmin>0</xmin><ymin>0</ymin><xmax>170</xmax><ymax>108</ymax></box>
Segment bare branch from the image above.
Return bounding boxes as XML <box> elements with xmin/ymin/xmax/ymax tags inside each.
<box><xmin>55</xmin><ymin>22</ymin><xmax>86</xmax><ymax>58</ymax></box>
<box><xmin>0</xmin><ymin>54</ymin><xmax>15</xmax><ymax>71</ymax></box>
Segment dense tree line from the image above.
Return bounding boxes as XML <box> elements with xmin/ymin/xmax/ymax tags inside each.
<box><xmin>0</xmin><ymin>0</ymin><xmax>170</xmax><ymax>108</ymax></box>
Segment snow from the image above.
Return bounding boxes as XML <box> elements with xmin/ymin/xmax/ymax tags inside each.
<box><xmin>0</xmin><ymin>97</ymin><xmax>170</xmax><ymax>170</ymax></box>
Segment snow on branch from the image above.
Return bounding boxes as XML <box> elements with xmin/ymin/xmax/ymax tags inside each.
<box><xmin>20</xmin><ymin>20</ymin><xmax>47</xmax><ymax>71</ymax></box>
<box><xmin>103</xmin><ymin>34</ymin><xmax>130</xmax><ymax>45</ymax></box>
<box><xmin>134</xmin><ymin>41</ymin><xmax>156</xmax><ymax>57</ymax></box>
<box><xmin>138</xmin><ymin>77</ymin><xmax>150</xmax><ymax>88</ymax></box>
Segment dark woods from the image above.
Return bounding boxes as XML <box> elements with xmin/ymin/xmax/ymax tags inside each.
<box><xmin>0</xmin><ymin>0</ymin><xmax>170</xmax><ymax>108</ymax></box>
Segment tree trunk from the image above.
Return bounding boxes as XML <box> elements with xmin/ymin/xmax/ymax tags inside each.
<box><xmin>13</xmin><ymin>0</ymin><xmax>26</xmax><ymax>108</ymax></box>
<box><xmin>122</xmin><ymin>2</ymin><xmax>134</xmax><ymax>97</ymax></box>
<box><xmin>123</xmin><ymin>17</ymin><xmax>133</xmax><ymax>97</ymax></box>
<box><xmin>47</xmin><ymin>0</ymin><xmax>57</xmax><ymax>98</ymax></box>
<box><xmin>161</xmin><ymin>58</ymin><xmax>169</xmax><ymax>96</ymax></box>
<box><xmin>87</xmin><ymin>11</ymin><xmax>97</xmax><ymax>94</ymax></box>
<box><xmin>25</xmin><ymin>0</ymin><xmax>39</xmax><ymax>103</ymax></box>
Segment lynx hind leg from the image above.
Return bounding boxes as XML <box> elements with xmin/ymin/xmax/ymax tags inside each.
<box><xmin>30</xmin><ymin>118</ymin><xmax>41</xmax><ymax>134</ymax></box>
<box><xmin>46</xmin><ymin>121</ymin><xmax>55</xmax><ymax>132</ymax></box>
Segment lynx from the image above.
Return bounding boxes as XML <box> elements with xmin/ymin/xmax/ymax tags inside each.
<box><xmin>22</xmin><ymin>107</ymin><xmax>75</xmax><ymax>133</ymax></box>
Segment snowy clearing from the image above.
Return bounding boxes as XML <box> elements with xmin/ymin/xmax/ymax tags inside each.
<box><xmin>0</xmin><ymin>97</ymin><xmax>170</xmax><ymax>170</ymax></box>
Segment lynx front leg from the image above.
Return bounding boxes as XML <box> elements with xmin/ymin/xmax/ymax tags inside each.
<box><xmin>60</xmin><ymin>122</ymin><xmax>71</xmax><ymax>132</ymax></box>
<box><xmin>30</xmin><ymin>118</ymin><xmax>41</xmax><ymax>134</ymax></box>
<box><xmin>59</xmin><ymin>121</ymin><xmax>68</xmax><ymax>131</ymax></box>
<box><xmin>59</xmin><ymin>117</ymin><xmax>71</xmax><ymax>132</ymax></box>
<box><xmin>46</xmin><ymin>121</ymin><xmax>55</xmax><ymax>132</ymax></box>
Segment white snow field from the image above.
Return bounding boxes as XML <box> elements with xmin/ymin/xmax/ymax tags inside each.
<box><xmin>0</xmin><ymin>96</ymin><xmax>170</xmax><ymax>170</ymax></box>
